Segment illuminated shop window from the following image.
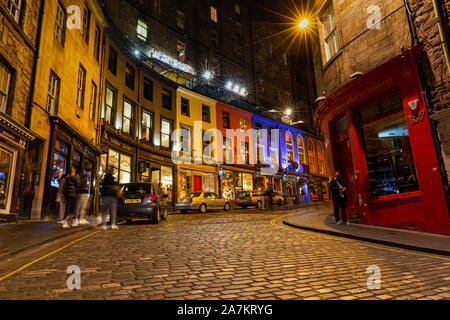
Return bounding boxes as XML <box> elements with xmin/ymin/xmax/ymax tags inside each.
<box><xmin>137</xmin><ymin>19</ymin><xmax>148</xmax><ymax>41</ymax></box>
<box><xmin>297</xmin><ymin>135</ymin><xmax>305</xmax><ymax>164</ymax></box>
<box><xmin>210</xmin><ymin>6</ymin><xmax>218</xmax><ymax>23</ymax></box>
<box><xmin>286</xmin><ymin>132</ymin><xmax>294</xmax><ymax>162</ymax></box>
<box><xmin>317</xmin><ymin>142</ymin><xmax>326</xmax><ymax>175</ymax></box>
<box><xmin>307</xmin><ymin>138</ymin><xmax>316</xmax><ymax>173</ymax></box>
<box><xmin>360</xmin><ymin>95</ymin><xmax>419</xmax><ymax>197</ymax></box>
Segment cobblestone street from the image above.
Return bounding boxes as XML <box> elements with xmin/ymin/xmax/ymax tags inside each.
<box><xmin>0</xmin><ymin>208</ymin><xmax>449</xmax><ymax>300</ymax></box>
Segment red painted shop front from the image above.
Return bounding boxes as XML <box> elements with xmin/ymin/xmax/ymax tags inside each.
<box><xmin>315</xmin><ymin>45</ymin><xmax>450</xmax><ymax>235</ymax></box>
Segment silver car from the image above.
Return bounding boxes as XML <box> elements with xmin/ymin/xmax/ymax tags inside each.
<box><xmin>175</xmin><ymin>192</ymin><xmax>231</xmax><ymax>213</ymax></box>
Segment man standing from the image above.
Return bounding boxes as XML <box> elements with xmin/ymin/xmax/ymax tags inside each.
<box><xmin>61</xmin><ymin>173</ymin><xmax>80</xmax><ymax>228</ymax></box>
<box><xmin>99</xmin><ymin>167</ymin><xmax>120</xmax><ymax>230</ymax></box>
<box><xmin>329</xmin><ymin>171</ymin><xmax>349</xmax><ymax>225</ymax></box>
<box><xmin>74</xmin><ymin>173</ymin><xmax>91</xmax><ymax>225</ymax></box>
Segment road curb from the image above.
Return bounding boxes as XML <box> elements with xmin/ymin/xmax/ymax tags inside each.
<box><xmin>0</xmin><ymin>225</ymin><xmax>96</xmax><ymax>263</ymax></box>
<box><xmin>282</xmin><ymin>220</ymin><xmax>450</xmax><ymax>257</ymax></box>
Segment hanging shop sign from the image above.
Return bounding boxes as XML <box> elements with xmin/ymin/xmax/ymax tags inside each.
<box><xmin>150</xmin><ymin>49</ymin><xmax>195</xmax><ymax>75</ymax></box>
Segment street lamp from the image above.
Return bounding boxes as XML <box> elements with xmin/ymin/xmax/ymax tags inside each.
<box><xmin>202</xmin><ymin>70</ymin><xmax>213</xmax><ymax>80</ymax></box>
<box><xmin>298</xmin><ymin>18</ymin><xmax>309</xmax><ymax>29</ymax></box>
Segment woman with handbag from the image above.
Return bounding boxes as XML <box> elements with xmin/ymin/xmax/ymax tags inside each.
<box><xmin>99</xmin><ymin>166</ymin><xmax>121</xmax><ymax>230</ymax></box>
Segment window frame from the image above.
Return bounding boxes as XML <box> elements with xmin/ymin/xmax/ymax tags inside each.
<box><xmin>54</xmin><ymin>1</ymin><xmax>66</xmax><ymax>45</ymax></box>
<box><xmin>89</xmin><ymin>80</ymin><xmax>97</xmax><ymax>120</ymax></box>
<box><xmin>160</xmin><ymin>117</ymin><xmax>173</xmax><ymax>149</ymax></box>
<box><xmin>76</xmin><ymin>64</ymin><xmax>86</xmax><ymax>109</ymax></box>
<box><xmin>7</xmin><ymin>0</ymin><xmax>22</xmax><ymax>23</ymax></box>
<box><xmin>108</xmin><ymin>46</ymin><xmax>118</xmax><ymax>76</ymax></box>
<box><xmin>122</xmin><ymin>98</ymin><xmax>134</xmax><ymax>135</ymax></box>
<box><xmin>177</xmin><ymin>10</ymin><xmax>185</xmax><ymax>29</ymax></box>
<box><xmin>0</xmin><ymin>61</ymin><xmax>12</xmax><ymax>113</ymax></box>
<box><xmin>141</xmin><ymin>108</ymin><xmax>153</xmax><ymax>143</ymax></box>
<box><xmin>125</xmin><ymin>63</ymin><xmax>135</xmax><ymax>90</ymax></box>
<box><xmin>93</xmin><ymin>25</ymin><xmax>101</xmax><ymax>61</ymax></box>
<box><xmin>46</xmin><ymin>70</ymin><xmax>60</xmax><ymax>115</ymax></box>
<box><xmin>210</xmin><ymin>5</ymin><xmax>218</xmax><ymax>23</ymax></box>
<box><xmin>202</xmin><ymin>104</ymin><xmax>211</xmax><ymax>123</ymax></box>
<box><xmin>104</xmin><ymin>83</ymin><xmax>117</xmax><ymax>124</ymax></box>
<box><xmin>82</xmin><ymin>5</ymin><xmax>91</xmax><ymax>44</ymax></box>
<box><xmin>320</xmin><ymin>2</ymin><xmax>339</xmax><ymax>62</ymax></box>
<box><xmin>143</xmin><ymin>77</ymin><xmax>153</xmax><ymax>101</ymax></box>
<box><xmin>162</xmin><ymin>88</ymin><xmax>172</xmax><ymax>110</ymax></box>
<box><xmin>181</xmin><ymin>97</ymin><xmax>190</xmax><ymax>117</ymax></box>
<box><xmin>137</xmin><ymin>19</ymin><xmax>149</xmax><ymax>42</ymax></box>
<box><xmin>222</xmin><ymin>111</ymin><xmax>230</xmax><ymax>129</ymax></box>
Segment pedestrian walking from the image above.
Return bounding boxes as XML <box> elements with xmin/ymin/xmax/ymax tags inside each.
<box><xmin>329</xmin><ymin>171</ymin><xmax>349</xmax><ymax>225</ymax></box>
<box><xmin>99</xmin><ymin>167</ymin><xmax>120</xmax><ymax>230</ymax></box>
<box><xmin>266</xmin><ymin>186</ymin><xmax>274</xmax><ymax>210</ymax></box>
<box><xmin>56</xmin><ymin>173</ymin><xmax>69</xmax><ymax>223</ymax></box>
<box><xmin>74</xmin><ymin>173</ymin><xmax>91</xmax><ymax>225</ymax></box>
<box><xmin>61</xmin><ymin>173</ymin><xmax>80</xmax><ymax>228</ymax></box>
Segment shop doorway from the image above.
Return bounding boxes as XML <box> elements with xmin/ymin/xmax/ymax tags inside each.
<box><xmin>193</xmin><ymin>175</ymin><xmax>202</xmax><ymax>192</ymax></box>
<box><xmin>336</xmin><ymin>137</ymin><xmax>357</xmax><ymax>216</ymax></box>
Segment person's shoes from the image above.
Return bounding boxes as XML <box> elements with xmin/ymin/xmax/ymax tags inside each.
<box><xmin>62</xmin><ymin>221</ymin><xmax>70</xmax><ymax>229</ymax></box>
<box><xmin>79</xmin><ymin>218</ymin><xmax>90</xmax><ymax>225</ymax></box>
<box><xmin>337</xmin><ymin>220</ymin><xmax>343</xmax><ymax>225</ymax></box>
<box><xmin>345</xmin><ymin>221</ymin><xmax>350</xmax><ymax>226</ymax></box>
<box><xmin>71</xmin><ymin>219</ymin><xmax>79</xmax><ymax>227</ymax></box>
<box><xmin>98</xmin><ymin>224</ymin><xmax>108</xmax><ymax>230</ymax></box>
<box><xmin>111</xmin><ymin>224</ymin><xmax>119</xmax><ymax>230</ymax></box>
<box><xmin>57</xmin><ymin>220</ymin><xmax>63</xmax><ymax>224</ymax></box>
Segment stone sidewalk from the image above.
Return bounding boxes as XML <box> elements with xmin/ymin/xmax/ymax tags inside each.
<box><xmin>283</xmin><ymin>206</ymin><xmax>450</xmax><ymax>255</ymax></box>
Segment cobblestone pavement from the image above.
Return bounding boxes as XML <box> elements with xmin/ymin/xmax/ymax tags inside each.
<box><xmin>0</xmin><ymin>209</ymin><xmax>449</xmax><ymax>300</ymax></box>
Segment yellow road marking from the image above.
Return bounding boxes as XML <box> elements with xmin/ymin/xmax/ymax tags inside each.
<box><xmin>0</xmin><ymin>230</ymin><xmax>102</xmax><ymax>282</ymax></box>
<box><xmin>271</xmin><ymin>212</ymin><xmax>450</xmax><ymax>262</ymax></box>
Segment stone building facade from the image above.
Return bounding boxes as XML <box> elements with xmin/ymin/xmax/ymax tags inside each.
<box><xmin>310</xmin><ymin>0</ymin><xmax>449</xmax><ymax>234</ymax></box>
<box><xmin>0</xmin><ymin>1</ymin><xmax>41</xmax><ymax>222</ymax></box>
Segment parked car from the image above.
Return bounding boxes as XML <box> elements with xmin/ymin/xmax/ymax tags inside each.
<box><xmin>175</xmin><ymin>192</ymin><xmax>231</xmax><ymax>213</ymax></box>
<box><xmin>236</xmin><ymin>190</ymin><xmax>265</xmax><ymax>209</ymax></box>
<box><xmin>117</xmin><ymin>183</ymin><xmax>169</xmax><ymax>224</ymax></box>
<box><xmin>271</xmin><ymin>192</ymin><xmax>285</xmax><ymax>206</ymax></box>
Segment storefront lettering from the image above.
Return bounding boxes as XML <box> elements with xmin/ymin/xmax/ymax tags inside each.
<box><xmin>408</xmin><ymin>110</ymin><xmax>426</xmax><ymax>125</ymax></box>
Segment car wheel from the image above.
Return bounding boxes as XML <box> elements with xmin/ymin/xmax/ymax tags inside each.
<box><xmin>224</xmin><ymin>202</ymin><xmax>231</xmax><ymax>211</ymax></box>
<box><xmin>278</xmin><ymin>199</ymin><xmax>282</xmax><ymax>206</ymax></box>
<box><xmin>161</xmin><ymin>207</ymin><xmax>168</xmax><ymax>220</ymax></box>
<box><xmin>152</xmin><ymin>208</ymin><xmax>160</xmax><ymax>224</ymax></box>
<box><xmin>256</xmin><ymin>200</ymin><xmax>262</xmax><ymax>209</ymax></box>
<box><xmin>199</xmin><ymin>203</ymin><xmax>207</xmax><ymax>213</ymax></box>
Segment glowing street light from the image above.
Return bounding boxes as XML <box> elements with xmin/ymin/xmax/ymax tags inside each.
<box><xmin>298</xmin><ymin>18</ymin><xmax>309</xmax><ymax>29</ymax></box>
<box><xmin>202</xmin><ymin>70</ymin><xmax>213</xmax><ymax>80</ymax></box>
<box><xmin>285</xmin><ymin>108</ymin><xmax>293</xmax><ymax>116</ymax></box>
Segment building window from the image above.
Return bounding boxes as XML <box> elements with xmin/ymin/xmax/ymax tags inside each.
<box><xmin>54</xmin><ymin>2</ymin><xmax>66</xmax><ymax>45</ymax></box>
<box><xmin>360</xmin><ymin>95</ymin><xmax>419</xmax><ymax>197</ymax></box>
<box><xmin>321</xmin><ymin>2</ymin><xmax>339</xmax><ymax>62</ymax></box>
<box><xmin>104</xmin><ymin>85</ymin><xmax>116</xmax><ymax>124</ymax></box>
<box><xmin>307</xmin><ymin>138</ymin><xmax>316</xmax><ymax>173</ymax></box>
<box><xmin>125</xmin><ymin>64</ymin><xmax>135</xmax><ymax>90</ymax></box>
<box><xmin>240</xmin><ymin>118</ymin><xmax>247</xmax><ymax>132</ymax></box>
<box><xmin>82</xmin><ymin>5</ymin><xmax>91</xmax><ymax>44</ymax></box>
<box><xmin>297</xmin><ymin>135</ymin><xmax>305</xmax><ymax>164</ymax></box>
<box><xmin>317</xmin><ymin>142</ymin><xmax>325</xmax><ymax>175</ymax></box>
<box><xmin>143</xmin><ymin>78</ymin><xmax>153</xmax><ymax>101</ymax></box>
<box><xmin>210</xmin><ymin>6</ymin><xmax>218</xmax><ymax>23</ymax></box>
<box><xmin>235</xmin><ymin>3</ymin><xmax>240</xmax><ymax>15</ymax></box>
<box><xmin>76</xmin><ymin>64</ymin><xmax>86</xmax><ymax>109</ymax></box>
<box><xmin>153</xmin><ymin>0</ymin><xmax>161</xmax><ymax>15</ymax></box>
<box><xmin>89</xmin><ymin>81</ymin><xmax>97</xmax><ymax>120</ymax></box>
<box><xmin>211</xmin><ymin>29</ymin><xmax>218</xmax><ymax>47</ymax></box>
<box><xmin>240</xmin><ymin>141</ymin><xmax>249</xmax><ymax>164</ymax></box>
<box><xmin>46</xmin><ymin>70</ymin><xmax>60</xmax><ymax>115</ymax></box>
<box><xmin>202</xmin><ymin>104</ymin><xmax>211</xmax><ymax>123</ymax></box>
<box><xmin>51</xmin><ymin>140</ymin><xmax>68</xmax><ymax>188</ymax></box>
<box><xmin>235</xmin><ymin>21</ymin><xmax>242</xmax><ymax>38</ymax></box>
<box><xmin>122</xmin><ymin>99</ymin><xmax>133</xmax><ymax>135</ymax></box>
<box><xmin>222</xmin><ymin>111</ymin><xmax>230</xmax><ymax>128</ymax></box>
<box><xmin>108</xmin><ymin>46</ymin><xmax>118</xmax><ymax>76</ymax></box>
<box><xmin>93</xmin><ymin>25</ymin><xmax>101</xmax><ymax>61</ymax></box>
<box><xmin>177</xmin><ymin>41</ymin><xmax>185</xmax><ymax>61</ymax></box>
<box><xmin>7</xmin><ymin>0</ymin><xmax>22</xmax><ymax>23</ymax></box>
<box><xmin>137</xmin><ymin>19</ymin><xmax>148</xmax><ymax>42</ymax></box>
<box><xmin>286</xmin><ymin>132</ymin><xmax>294</xmax><ymax>162</ymax></box>
<box><xmin>177</xmin><ymin>10</ymin><xmax>185</xmax><ymax>29</ymax></box>
<box><xmin>161</xmin><ymin>118</ymin><xmax>172</xmax><ymax>148</ymax></box>
<box><xmin>108</xmin><ymin>149</ymin><xmax>131</xmax><ymax>184</ymax></box>
<box><xmin>141</xmin><ymin>109</ymin><xmax>153</xmax><ymax>142</ymax></box>
<box><xmin>0</xmin><ymin>62</ymin><xmax>11</xmax><ymax>113</ymax></box>
<box><xmin>181</xmin><ymin>97</ymin><xmax>190</xmax><ymax>117</ymax></box>
<box><xmin>162</xmin><ymin>89</ymin><xmax>171</xmax><ymax>110</ymax></box>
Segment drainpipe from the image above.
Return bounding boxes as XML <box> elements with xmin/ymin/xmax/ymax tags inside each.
<box><xmin>25</xmin><ymin>0</ymin><xmax>45</xmax><ymax>128</ymax></box>
<box><xmin>431</xmin><ymin>0</ymin><xmax>450</xmax><ymax>76</ymax></box>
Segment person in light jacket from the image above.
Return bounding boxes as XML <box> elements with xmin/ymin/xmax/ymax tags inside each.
<box><xmin>56</xmin><ymin>173</ymin><xmax>69</xmax><ymax>224</ymax></box>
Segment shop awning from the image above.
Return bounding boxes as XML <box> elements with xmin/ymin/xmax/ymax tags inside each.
<box><xmin>161</xmin><ymin>68</ymin><xmax>194</xmax><ymax>84</ymax></box>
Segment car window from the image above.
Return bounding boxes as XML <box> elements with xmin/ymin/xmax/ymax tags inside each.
<box><xmin>188</xmin><ymin>192</ymin><xmax>202</xmax><ymax>197</ymax></box>
<box><xmin>204</xmin><ymin>193</ymin><xmax>211</xmax><ymax>198</ymax></box>
<box><xmin>238</xmin><ymin>191</ymin><xmax>249</xmax><ymax>197</ymax></box>
<box><xmin>211</xmin><ymin>193</ymin><xmax>219</xmax><ymax>198</ymax></box>
<box><xmin>122</xmin><ymin>184</ymin><xmax>153</xmax><ymax>193</ymax></box>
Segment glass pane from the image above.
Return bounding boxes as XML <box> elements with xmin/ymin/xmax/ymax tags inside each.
<box><xmin>108</xmin><ymin>149</ymin><xmax>119</xmax><ymax>175</ymax></box>
<box><xmin>51</xmin><ymin>153</ymin><xmax>66</xmax><ymax>188</ymax></box>
<box><xmin>0</xmin><ymin>148</ymin><xmax>12</xmax><ymax>209</ymax></box>
<box><xmin>123</xmin><ymin>101</ymin><xmax>132</xmax><ymax>117</ymax></box>
<box><xmin>55</xmin><ymin>140</ymin><xmax>68</xmax><ymax>154</ymax></box>
<box><xmin>106</xmin><ymin>87</ymin><xmax>114</xmax><ymax>107</ymax></box>
<box><xmin>361</xmin><ymin>110</ymin><xmax>419</xmax><ymax>196</ymax></box>
<box><xmin>160</xmin><ymin>166</ymin><xmax>173</xmax><ymax>200</ymax></box>
<box><xmin>120</xmin><ymin>154</ymin><xmax>131</xmax><ymax>172</ymax></box>
<box><xmin>161</xmin><ymin>119</ymin><xmax>170</xmax><ymax>134</ymax></box>
<box><xmin>119</xmin><ymin>170</ymin><xmax>130</xmax><ymax>184</ymax></box>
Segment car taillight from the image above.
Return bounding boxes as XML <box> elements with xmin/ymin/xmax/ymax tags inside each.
<box><xmin>149</xmin><ymin>194</ymin><xmax>157</xmax><ymax>201</ymax></box>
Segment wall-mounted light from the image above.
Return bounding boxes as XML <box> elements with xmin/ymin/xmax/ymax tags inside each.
<box><xmin>349</xmin><ymin>71</ymin><xmax>364</xmax><ymax>79</ymax></box>
<box><xmin>315</xmin><ymin>96</ymin><xmax>326</xmax><ymax>103</ymax></box>
<box><xmin>408</xmin><ymin>99</ymin><xmax>420</xmax><ymax>113</ymax></box>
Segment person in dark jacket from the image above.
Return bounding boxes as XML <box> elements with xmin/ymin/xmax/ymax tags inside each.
<box><xmin>99</xmin><ymin>166</ymin><xmax>120</xmax><ymax>230</ymax></box>
<box><xmin>62</xmin><ymin>173</ymin><xmax>80</xmax><ymax>228</ymax></box>
<box><xmin>74</xmin><ymin>173</ymin><xmax>91</xmax><ymax>225</ymax></box>
<box><xmin>329</xmin><ymin>171</ymin><xmax>349</xmax><ymax>225</ymax></box>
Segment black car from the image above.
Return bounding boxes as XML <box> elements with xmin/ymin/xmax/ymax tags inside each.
<box><xmin>117</xmin><ymin>183</ymin><xmax>169</xmax><ymax>224</ymax></box>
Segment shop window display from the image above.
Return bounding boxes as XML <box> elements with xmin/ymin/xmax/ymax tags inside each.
<box><xmin>221</xmin><ymin>171</ymin><xmax>235</xmax><ymax>199</ymax></box>
<box><xmin>0</xmin><ymin>147</ymin><xmax>13</xmax><ymax>210</ymax></box>
<box><xmin>360</xmin><ymin>101</ymin><xmax>419</xmax><ymax>197</ymax></box>
<box><xmin>202</xmin><ymin>173</ymin><xmax>215</xmax><ymax>193</ymax></box>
